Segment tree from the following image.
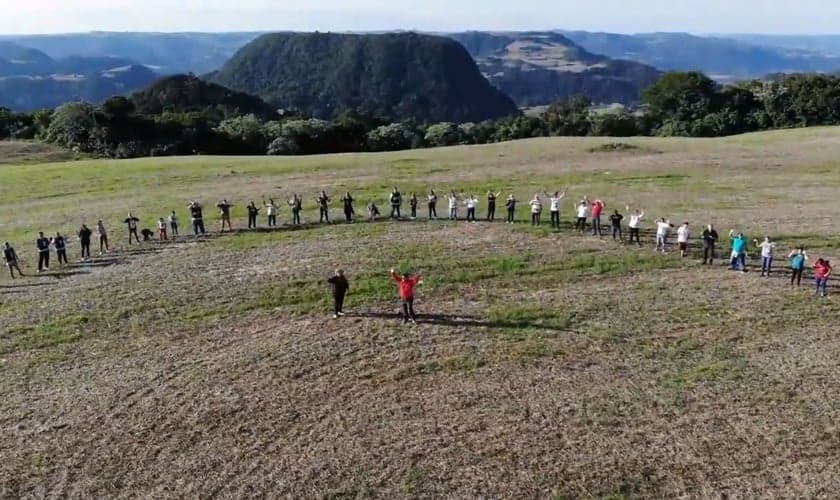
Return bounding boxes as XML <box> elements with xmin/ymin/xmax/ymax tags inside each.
<box><xmin>45</xmin><ymin>102</ymin><xmax>106</xmax><ymax>152</ymax></box>
<box><xmin>366</xmin><ymin>123</ymin><xmax>419</xmax><ymax>152</ymax></box>
<box><xmin>642</xmin><ymin>71</ymin><xmax>720</xmax><ymax>128</ymax></box>
<box><xmin>424</xmin><ymin>122</ymin><xmax>463</xmax><ymax>147</ymax></box>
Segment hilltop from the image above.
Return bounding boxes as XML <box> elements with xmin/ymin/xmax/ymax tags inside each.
<box><xmin>208</xmin><ymin>32</ymin><xmax>519</xmax><ymax>122</ymax></box>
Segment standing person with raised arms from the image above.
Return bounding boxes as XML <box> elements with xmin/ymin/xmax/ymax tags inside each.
<box><xmin>389</xmin><ymin>187</ymin><xmax>403</xmax><ymax>219</ymax></box>
<box><xmin>677</xmin><ymin>222</ymin><xmax>691</xmax><ymax>258</ymax></box>
<box><xmin>756</xmin><ymin>236</ymin><xmax>777</xmax><ymax>277</ymax></box>
<box><xmin>216</xmin><ymin>200</ymin><xmax>234</xmax><ymax>232</ymax></box>
<box><xmin>505</xmin><ymin>194</ymin><xmax>517</xmax><ymax>224</ymax></box>
<box><xmin>97</xmin><ymin>219</ymin><xmax>109</xmax><ymax>254</ymax></box>
<box><xmin>545</xmin><ymin>189</ymin><xmax>567</xmax><ymax>229</ymax></box>
<box><xmin>341</xmin><ymin>192</ymin><xmax>355</xmax><ymax>223</ymax></box>
<box><xmin>78</xmin><ymin>224</ymin><xmax>92</xmax><ymax>261</ymax></box>
<box><xmin>487</xmin><ymin>190</ymin><xmax>501</xmax><ymax>222</ymax></box>
<box><xmin>124</xmin><ymin>212</ymin><xmax>141</xmax><ymax>244</ymax></box>
<box><xmin>264</xmin><ymin>199</ymin><xmax>279</xmax><ymax>228</ymax></box>
<box><xmin>427</xmin><ymin>189</ymin><xmax>438</xmax><ymax>220</ymax></box>
<box><xmin>288</xmin><ymin>194</ymin><xmax>303</xmax><ymax>225</ymax></box>
<box><xmin>655</xmin><ymin>218</ymin><xmax>673</xmax><ymax>253</ymax></box>
<box><xmin>188</xmin><ymin>201</ymin><xmax>206</xmax><ymax>235</ymax></box>
<box><xmin>316</xmin><ymin>191</ymin><xmax>331</xmax><ymax>224</ymax></box>
<box><xmin>789</xmin><ymin>248</ymin><xmax>808</xmax><ymax>287</ymax></box>
<box><xmin>627</xmin><ymin>206</ymin><xmax>645</xmax><ymax>246</ymax></box>
<box><xmin>591</xmin><ymin>198</ymin><xmax>606</xmax><ymax>237</ymax></box>
<box><xmin>464</xmin><ymin>194</ymin><xmax>478</xmax><ymax>222</ymax></box>
<box><xmin>701</xmin><ymin>224</ymin><xmax>719</xmax><ymax>265</ymax></box>
<box><xmin>574</xmin><ymin>198</ymin><xmax>589</xmax><ymax>232</ymax></box>
<box><xmin>246</xmin><ymin>201</ymin><xmax>260</xmax><ymax>229</ymax></box>
<box><xmin>529</xmin><ymin>194</ymin><xmax>543</xmax><ymax>226</ymax></box>
<box><xmin>447</xmin><ymin>191</ymin><xmax>459</xmax><ymax>220</ymax></box>
<box><xmin>3</xmin><ymin>242</ymin><xmax>23</xmax><ymax>278</ymax></box>
<box><xmin>729</xmin><ymin>230</ymin><xmax>748</xmax><ymax>272</ymax></box>
<box><xmin>409</xmin><ymin>193</ymin><xmax>418</xmax><ymax>220</ymax></box>
<box><xmin>609</xmin><ymin>209</ymin><xmax>624</xmax><ymax>242</ymax></box>
<box><xmin>390</xmin><ymin>267</ymin><xmax>423</xmax><ymax>325</ymax></box>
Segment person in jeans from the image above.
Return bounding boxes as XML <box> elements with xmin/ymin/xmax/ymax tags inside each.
<box><xmin>529</xmin><ymin>195</ymin><xmax>543</xmax><ymax>226</ymax></box>
<box><xmin>789</xmin><ymin>248</ymin><xmax>808</xmax><ymax>286</ymax></box>
<box><xmin>701</xmin><ymin>224</ymin><xmax>719</xmax><ymax>264</ymax></box>
<box><xmin>813</xmin><ymin>258</ymin><xmax>832</xmax><ymax>297</ymax></box>
<box><xmin>756</xmin><ymin>236</ymin><xmax>776</xmax><ymax>277</ymax></box>
<box><xmin>78</xmin><ymin>224</ymin><xmax>92</xmax><ymax>261</ymax></box>
<box><xmin>97</xmin><ymin>220</ymin><xmax>109</xmax><ymax>254</ymax></box>
<box><xmin>505</xmin><ymin>194</ymin><xmax>517</xmax><ymax>223</ymax></box>
<box><xmin>655</xmin><ymin>218</ymin><xmax>673</xmax><ymax>253</ymax></box>
<box><xmin>591</xmin><ymin>199</ymin><xmax>605</xmax><ymax>237</ymax></box>
<box><xmin>427</xmin><ymin>189</ymin><xmax>438</xmax><ymax>219</ymax></box>
<box><xmin>545</xmin><ymin>190</ymin><xmax>567</xmax><ymax>229</ymax></box>
<box><xmin>464</xmin><ymin>195</ymin><xmax>478</xmax><ymax>222</ymax></box>
<box><xmin>36</xmin><ymin>232</ymin><xmax>51</xmax><ymax>272</ymax></box>
<box><xmin>627</xmin><ymin>207</ymin><xmax>644</xmax><ymax>246</ymax></box>
<box><xmin>729</xmin><ymin>230</ymin><xmax>748</xmax><ymax>272</ymax></box>
<box><xmin>168</xmin><ymin>211</ymin><xmax>179</xmax><ymax>238</ymax></box>
<box><xmin>486</xmin><ymin>191</ymin><xmax>501</xmax><ymax>221</ymax></box>
<box><xmin>54</xmin><ymin>232</ymin><xmax>68</xmax><ymax>265</ymax></box>
<box><xmin>609</xmin><ymin>209</ymin><xmax>624</xmax><ymax>241</ymax></box>
<box><xmin>574</xmin><ymin>198</ymin><xmax>589</xmax><ymax>232</ymax></box>
<box><xmin>288</xmin><ymin>195</ymin><xmax>302</xmax><ymax>225</ymax></box>
<box><xmin>327</xmin><ymin>269</ymin><xmax>349</xmax><ymax>319</ymax></box>
<box><xmin>3</xmin><ymin>242</ymin><xmax>23</xmax><ymax>278</ymax></box>
<box><xmin>246</xmin><ymin>201</ymin><xmax>260</xmax><ymax>229</ymax></box>
<box><xmin>389</xmin><ymin>187</ymin><xmax>402</xmax><ymax>219</ymax></box>
<box><xmin>264</xmin><ymin>199</ymin><xmax>279</xmax><ymax>227</ymax></box>
<box><xmin>447</xmin><ymin>192</ymin><xmax>459</xmax><ymax>220</ymax></box>
<box><xmin>188</xmin><ymin>201</ymin><xmax>206</xmax><ymax>235</ymax></box>
<box><xmin>391</xmin><ymin>268</ymin><xmax>422</xmax><ymax>324</ymax></box>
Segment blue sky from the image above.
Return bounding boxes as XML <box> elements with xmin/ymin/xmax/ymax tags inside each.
<box><xmin>2</xmin><ymin>0</ymin><xmax>840</xmax><ymax>35</ymax></box>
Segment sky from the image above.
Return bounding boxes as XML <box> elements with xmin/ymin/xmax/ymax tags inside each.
<box><xmin>1</xmin><ymin>0</ymin><xmax>840</xmax><ymax>35</ymax></box>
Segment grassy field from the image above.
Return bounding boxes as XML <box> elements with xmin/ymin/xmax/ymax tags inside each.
<box><xmin>2</xmin><ymin>129</ymin><xmax>840</xmax><ymax>497</ymax></box>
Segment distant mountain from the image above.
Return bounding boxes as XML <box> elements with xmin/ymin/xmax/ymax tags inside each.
<box><xmin>724</xmin><ymin>35</ymin><xmax>840</xmax><ymax>57</ymax></box>
<box><xmin>0</xmin><ymin>42</ymin><xmax>54</xmax><ymax>76</ymax></box>
<box><xmin>130</xmin><ymin>74</ymin><xmax>278</xmax><ymax>119</ymax></box>
<box><xmin>209</xmin><ymin>32</ymin><xmax>519</xmax><ymax>122</ymax></box>
<box><xmin>448</xmin><ymin>31</ymin><xmax>661</xmax><ymax>106</ymax></box>
<box><xmin>560</xmin><ymin>31</ymin><xmax>840</xmax><ymax>80</ymax></box>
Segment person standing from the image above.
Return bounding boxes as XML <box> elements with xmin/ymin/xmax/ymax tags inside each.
<box><xmin>54</xmin><ymin>232</ymin><xmax>68</xmax><ymax>265</ymax></box>
<box><xmin>756</xmin><ymin>236</ymin><xmax>777</xmax><ymax>277</ymax></box>
<box><xmin>487</xmin><ymin>190</ymin><xmax>501</xmax><ymax>222</ymax></box>
<box><xmin>574</xmin><ymin>198</ymin><xmax>589</xmax><ymax>232</ymax></box>
<box><xmin>813</xmin><ymin>258</ymin><xmax>832</xmax><ymax>297</ymax></box>
<box><xmin>505</xmin><ymin>194</ymin><xmax>517</xmax><ymax>224</ymax></box>
<box><xmin>316</xmin><ymin>191</ymin><xmax>331</xmax><ymax>224</ymax></box>
<box><xmin>409</xmin><ymin>193</ymin><xmax>418</xmax><ymax>220</ymax></box>
<box><xmin>188</xmin><ymin>201</ymin><xmax>206</xmax><ymax>235</ymax></box>
<box><xmin>3</xmin><ymin>242</ymin><xmax>23</xmax><ymax>278</ymax></box>
<box><xmin>157</xmin><ymin>217</ymin><xmax>169</xmax><ymax>241</ymax></box>
<box><xmin>36</xmin><ymin>232</ymin><xmax>51</xmax><ymax>272</ymax></box>
<box><xmin>327</xmin><ymin>269</ymin><xmax>350</xmax><ymax>319</ymax></box>
<box><xmin>591</xmin><ymin>199</ymin><xmax>605</xmax><ymax>237</ymax></box>
<box><xmin>655</xmin><ymin>218</ymin><xmax>673</xmax><ymax>253</ymax></box>
<box><xmin>264</xmin><ymin>199</ymin><xmax>279</xmax><ymax>227</ymax></box>
<box><xmin>701</xmin><ymin>224</ymin><xmax>719</xmax><ymax>265</ymax></box>
<box><xmin>529</xmin><ymin>194</ymin><xmax>543</xmax><ymax>226</ymax></box>
<box><xmin>427</xmin><ymin>189</ymin><xmax>438</xmax><ymax>219</ymax></box>
<box><xmin>729</xmin><ymin>231</ymin><xmax>748</xmax><ymax>272</ymax></box>
<box><xmin>789</xmin><ymin>248</ymin><xmax>808</xmax><ymax>286</ymax></box>
<box><xmin>677</xmin><ymin>222</ymin><xmax>691</xmax><ymax>258</ymax></box>
<box><xmin>609</xmin><ymin>209</ymin><xmax>624</xmax><ymax>241</ymax></box>
<box><xmin>97</xmin><ymin>219</ymin><xmax>109</xmax><ymax>254</ymax></box>
<box><xmin>78</xmin><ymin>224</ymin><xmax>92</xmax><ymax>261</ymax></box>
<box><xmin>340</xmin><ymin>192</ymin><xmax>355</xmax><ymax>223</ymax></box>
<box><xmin>627</xmin><ymin>207</ymin><xmax>645</xmax><ymax>246</ymax></box>
<box><xmin>389</xmin><ymin>187</ymin><xmax>402</xmax><ymax>219</ymax></box>
<box><xmin>246</xmin><ymin>201</ymin><xmax>260</xmax><ymax>229</ymax></box>
<box><xmin>447</xmin><ymin>191</ymin><xmax>459</xmax><ymax>220</ymax></box>
<box><xmin>124</xmin><ymin>212</ymin><xmax>141</xmax><ymax>244</ymax></box>
<box><xmin>367</xmin><ymin>201</ymin><xmax>381</xmax><ymax>221</ymax></box>
<box><xmin>545</xmin><ymin>190</ymin><xmax>567</xmax><ymax>229</ymax></box>
<box><xmin>216</xmin><ymin>200</ymin><xmax>234</xmax><ymax>232</ymax></box>
<box><xmin>168</xmin><ymin>211</ymin><xmax>179</xmax><ymax>238</ymax></box>
<box><xmin>464</xmin><ymin>195</ymin><xmax>478</xmax><ymax>222</ymax></box>
<box><xmin>288</xmin><ymin>194</ymin><xmax>303</xmax><ymax>225</ymax></box>
<box><xmin>390</xmin><ymin>268</ymin><xmax>422</xmax><ymax>324</ymax></box>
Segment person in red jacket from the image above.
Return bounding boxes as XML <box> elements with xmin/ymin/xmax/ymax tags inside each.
<box><xmin>813</xmin><ymin>258</ymin><xmax>833</xmax><ymax>297</ymax></box>
<box><xmin>591</xmin><ymin>199</ymin><xmax>605</xmax><ymax>237</ymax></box>
<box><xmin>391</xmin><ymin>268</ymin><xmax>423</xmax><ymax>324</ymax></box>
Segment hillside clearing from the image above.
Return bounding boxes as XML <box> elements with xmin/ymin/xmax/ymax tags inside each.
<box><xmin>2</xmin><ymin>129</ymin><xmax>840</xmax><ymax>497</ymax></box>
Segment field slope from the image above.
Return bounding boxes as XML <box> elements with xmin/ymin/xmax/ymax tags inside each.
<box><xmin>2</xmin><ymin>129</ymin><xmax>840</xmax><ymax>497</ymax></box>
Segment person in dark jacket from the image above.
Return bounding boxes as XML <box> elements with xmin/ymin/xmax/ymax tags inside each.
<box><xmin>427</xmin><ymin>189</ymin><xmax>438</xmax><ymax>219</ymax></box>
<box><xmin>341</xmin><ymin>192</ymin><xmax>355</xmax><ymax>222</ymax></box>
<box><xmin>327</xmin><ymin>269</ymin><xmax>349</xmax><ymax>318</ymax></box>
<box><xmin>246</xmin><ymin>201</ymin><xmax>260</xmax><ymax>229</ymax></box>
<box><xmin>78</xmin><ymin>224</ymin><xmax>92</xmax><ymax>261</ymax></box>
<box><xmin>54</xmin><ymin>232</ymin><xmax>68</xmax><ymax>266</ymax></box>
<box><xmin>3</xmin><ymin>242</ymin><xmax>23</xmax><ymax>278</ymax></box>
<box><xmin>609</xmin><ymin>209</ymin><xmax>624</xmax><ymax>241</ymax></box>
<box><xmin>188</xmin><ymin>201</ymin><xmax>206</xmax><ymax>235</ymax></box>
<box><xmin>702</xmin><ymin>224</ymin><xmax>719</xmax><ymax>265</ymax></box>
<box><xmin>36</xmin><ymin>232</ymin><xmax>51</xmax><ymax>272</ymax></box>
<box><xmin>505</xmin><ymin>194</ymin><xmax>517</xmax><ymax>223</ymax></box>
<box><xmin>124</xmin><ymin>212</ymin><xmax>140</xmax><ymax>244</ymax></box>
<box><xmin>288</xmin><ymin>194</ymin><xmax>303</xmax><ymax>225</ymax></box>
<box><xmin>316</xmin><ymin>191</ymin><xmax>331</xmax><ymax>223</ymax></box>
<box><xmin>389</xmin><ymin>187</ymin><xmax>402</xmax><ymax>219</ymax></box>
<box><xmin>216</xmin><ymin>200</ymin><xmax>233</xmax><ymax>232</ymax></box>
<box><xmin>409</xmin><ymin>193</ymin><xmax>418</xmax><ymax>219</ymax></box>
<box><xmin>487</xmin><ymin>191</ymin><xmax>501</xmax><ymax>221</ymax></box>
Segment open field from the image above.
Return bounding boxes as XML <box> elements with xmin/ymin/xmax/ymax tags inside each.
<box><xmin>2</xmin><ymin>128</ymin><xmax>840</xmax><ymax>497</ymax></box>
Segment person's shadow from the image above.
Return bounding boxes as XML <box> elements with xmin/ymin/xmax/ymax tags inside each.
<box><xmin>349</xmin><ymin>311</ymin><xmax>574</xmax><ymax>332</ymax></box>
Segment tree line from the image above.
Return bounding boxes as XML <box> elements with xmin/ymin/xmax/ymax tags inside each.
<box><xmin>2</xmin><ymin>71</ymin><xmax>840</xmax><ymax>158</ymax></box>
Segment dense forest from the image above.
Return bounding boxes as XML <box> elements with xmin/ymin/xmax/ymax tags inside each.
<box><xmin>3</xmin><ymin>71</ymin><xmax>840</xmax><ymax>158</ymax></box>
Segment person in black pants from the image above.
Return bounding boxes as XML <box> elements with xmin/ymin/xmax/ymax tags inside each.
<box><xmin>316</xmin><ymin>191</ymin><xmax>331</xmax><ymax>223</ymax></box>
<box><xmin>124</xmin><ymin>213</ymin><xmax>140</xmax><ymax>244</ymax></box>
<box><xmin>409</xmin><ymin>193</ymin><xmax>418</xmax><ymax>219</ymax></box>
<box><xmin>702</xmin><ymin>224</ymin><xmax>719</xmax><ymax>265</ymax></box>
<box><xmin>609</xmin><ymin>210</ymin><xmax>624</xmax><ymax>241</ymax></box>
<box><xmin>78</xmin><ymin>224</ymin><xmax>92</xmax><ymax>260</ymax></box>
<box><xmin>427</xmin><ymin>189</ymin><xmax>438</xmax><ymax>219</ymax></box>
<box><xmin>487</xmin><ymin>190</ymin><xmax>501</xmax><ymax>221</ymax></box>
<box><xmin>389</xmin><ymin>187</ymin><xmax>402</xmax><ymax>219</ymax></box>
<box><xmin>327</xmin><ymin>269</ymin><xmax>349</xmax><ymax>319</ymax></box>
<box><xmin>341</xmin><ymin>192</ymin><xmax>355</xmax><ymax>222</ymax></box>
<box><xmin>54</xmin><ymin>232</ymin><xmax>68</xmax><ymax>265</ymax></box>
<box><xmin>246</xmin><ymin>201</ymin><xmax>260</xmax><ymax>229</ymax></box>
<box><xmin>505</xmin><ymin>194</ymin><xmax>517</xmax><ymax>223</ymax></box>
<box><xmin>188</xmin><ymin>201</ymin><xmax>206</xmax><ymax>235</ymax></box>
<box><xmin>36</xmin><ymin>232</ymin><xmax>51</xmax><ymax>272</ymax></box>
<box><xmin>4</xmin><ymin>242</ymin><xmax>23</xmax><ymax>278</ymax></box>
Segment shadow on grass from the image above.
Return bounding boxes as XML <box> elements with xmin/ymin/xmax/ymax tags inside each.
<box><xmin>349</xmin><ymin>311</ymin><xmax>576</xmax><ymax>332</ymax></box>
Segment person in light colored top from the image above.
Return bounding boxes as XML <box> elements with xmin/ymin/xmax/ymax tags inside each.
<box><xmin>97</xmin><ymin>220</ymin><xmax>109</xmax><ymax>255</ymax></box>
<box><xmin>544</xmin><ymin>189</ymin><xmax>567</xmax><ymax>229</ymax></box>
<box><xmin>447</xmin><ymin>192</ymin><xmax>459</xmax><ymax>220</ymax></box>
<box><xmin>677</xmin><ymin>222</ymin><xmax>690</xmax><ymax>258</ymax></box>
<box><xmin>463</xmin><ymin>195</ymin><xmax>478</xmax><ymax>222</ymax></box>
<box><xmin>168</xmin><ymin>211</ymin><xmax>179</xmax><ymax>238</ymax></box>
<box><xmin>574</xmin><ymin>198</ymin><xmax>589</xmax><ymax>232</ymax></box>
<box><xmin>529</xmin><ymin>195</ymin><xmax>543</xmax><ymax>226</ymax></box>
<box><xmin>157</xmin><ymin>217</ymin><xmax>168</xmax><ymax>241</ymax></box>
<box><xmin>627</xmin><ymin>207</ymin><xmax>644</xmax><ymax>246</ymax></box>
<box><xmin>264</xmin><ymin>199</ymin><xmax>279</xmax><ymax>227</ymax></box>
<box><xmin>789</xmin><ymin>248</ymin><xmax>809</xmax><ymax>286</ymax></box>
<box><xmin>756</xmin><ymin>236</ymin><xmax>777</xmax><ymax>277</ymax></box>
<box><xmin>655</xmin><ymin>218</ymin><xmax>673</xmax><ymax>253</ymax></box>
<box><xmin>427</xmin><ymin>189</ymin><xmax>438</xmax><ymax>219</ymax></box>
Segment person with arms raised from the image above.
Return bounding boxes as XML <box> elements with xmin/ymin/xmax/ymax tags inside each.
<box><xmin>487</xmin><ymin>190</ymin><xmax>501</xmax><ymax>222</ymax></box>
<box><xmin>789</xmin><ymin>247</ymin><xmax>808</xmax><ymax>287</ymax></box>
<box><xmin>591</xmin><ymin>198</ymin><xmax>605</xmax><ymax>237</ymax></box>
<box><xmin>288</xmin><ymin>194</ymin><xmax>303</xmax><ymax>225</ymax></box>
<box><xmin>529</xmin><ymin>194</ymin><xmax>543</xmax><ymax>226</ymax></box>
<box><xmin>124</xmin><ymin>212</ymin><xmax>141</xmax><ymax>244</ymax></box>
<box><xmin>391</xmin><ymin>268</ymin><xmax>423</xmax><ymax>325</ymax></box>
<box><xmin>505</xmin><ymin>194</ymin><xmax>517</xmax><ymax>224</ymax></box>
<box><xmin>464</xmin><ymin>194</ymin><xmax>479</xmax><ymax>222</ymax></box>
<box><xmin>246</xmin><ymin>201</ymin><xmax>260</xmax><ymax>229</ymax></box>
<box><xmin>545</xmin><ymin>189</ymin><xmax>567</xmax><ymax>229</ymax></box>
<box><xmin>447</xmin><ymin>191</ymin><xmax>459</xmax><ymax>220</ymax></box>
<box><xmin>316</xmin><ymin>191</ymin><xmax>331</xmax><ymax>224</ymax></box>
<box><xmin>574</xmin><ymin>198</ymin><xmax>589</xmax><ymax>232</ymax></box>
<box><xmin>188</xmin><ymin>201</ymin><xmax>205</xmax><ymax>235</ymax></box>
<box><xmin>756</xmin><ymin>236</ymin><xmax>777</xmax><ymax>277</ymax></box>
<box><xmin>216</xmin><ymin>200</ymin><xmax>234</xmax><ymax>232</ymax></box>
<box><xmin>655</xmin><ymin>218</ymin><xmax>673</xmax><ymax>253</ymax></box>
<box><xmin>264</xmin><ymin>199</ymin><xmax>279</xmax><ymax>227</ymax></box>
<box><xmin>627</xmin><ymin>206</ymin><xmax>644</xmax><ymax>246</ymax></box>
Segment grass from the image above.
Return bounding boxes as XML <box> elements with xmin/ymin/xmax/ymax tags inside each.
<box><xmin>3</xmin><ymin>129</ymin><xmax>840</xmax><ymax>497</ymax></box>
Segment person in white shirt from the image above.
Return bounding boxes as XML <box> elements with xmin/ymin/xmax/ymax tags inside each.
<box><xmin>427</xmin><ymin>189</ymin><xmax>438</xmax><ymax>219</ymax></box>
<box><xmin>529</xmin><ymin>195</ymin><xmax>543</xmax><ymax>226</ymax></box>
<box><xmin>544</xmin><ymin>189</ymin><xmax>567</xmax><ymax>229</ymax></box>
<box><xmin>264</xmin><ymin>199</ymin><xmax>279</xmax><ymax>227</ymax></box>
<box><xmin>627</xmin><ymin>207</ymin><xmax>645</xmax><ymax>246</ymax></box>
<box><xmin>157</xmin><ymin>217</ymin><xmax>168</xmax><ymax>241</ymax></box>
<box><xmin>677</xmin><ymin>222</ymin><xmax>691</xmax><ymax>258</ymax></box>
<box><xmin>463</xmin><ymin>195</ymin><xmax>478</xmax><ymax>222</ymax></box>
<box><xmin>655</xmin><ymin>218</ymin><xmax>673</xmax><ymax>253</ymax></box>
<box><xmin>574</xmin><ymin>198</ymin><xmax>589</xmax><ymax>232</ymax></box>
<box><xmin>447</xmin><ymin>192</ymin><xmax>459</xmax><ymax>220</ymax></box>
<box><xmin>756</xmin><ymin>236</ymin><xmax>777</xmax><ymax>277</ymax></box>
<box><xmin>167</xmin><ymin>211</ymin><xmax>179</xmax><ymax>238</ymax></box>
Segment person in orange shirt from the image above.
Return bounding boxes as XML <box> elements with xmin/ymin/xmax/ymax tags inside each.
<box><xmin>390</xmin><ymin>268</ymin><xmax>423</xmax><ymax>324</ymax></box>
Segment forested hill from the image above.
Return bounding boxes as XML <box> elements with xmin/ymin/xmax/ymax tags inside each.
<box><xmin>208</xmin><ymin>32</ymin><xmax>520</xmax><ymax>123</ymax></box>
